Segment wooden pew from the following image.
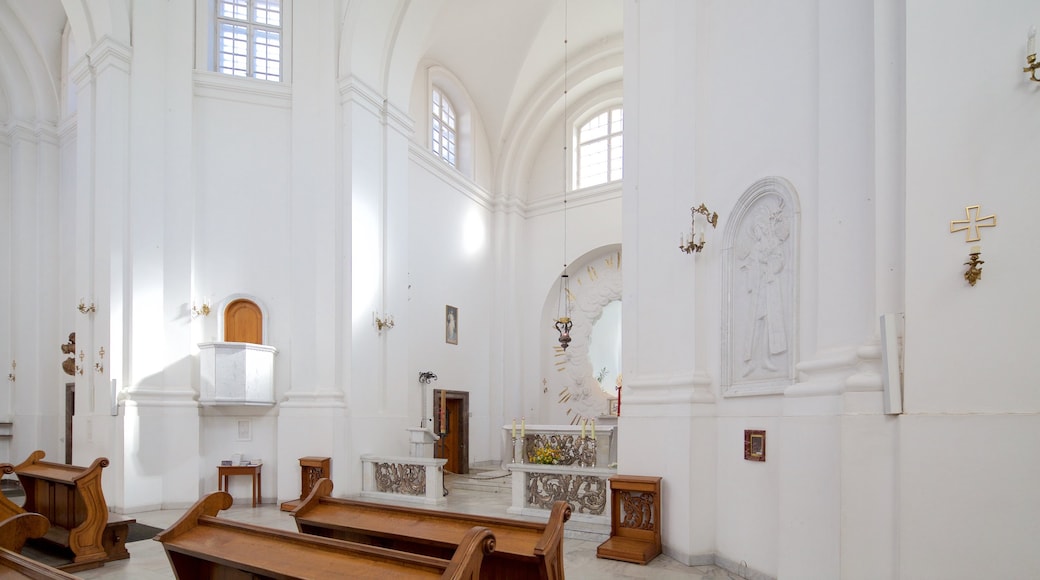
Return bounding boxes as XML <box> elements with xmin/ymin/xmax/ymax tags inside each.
<box><xmin>291</xmin><ymin>478</ymin><xmax>571</xmax><ymax>580</ymax></box>
<box><xmin>13</xmin><ymin>451</ymin><xmax>109</xmax><ymax>570</ymax></box>
<box><xmin>156</xmin><ymin>491</ymin><xmax>494</xmax><ymax>579</ymax></box>
<box><xmin>0</xmin><ymin>513</ymin><xmax>80</xmax><ymax>579</ymax></box>
<box><xmin>0</xmin><ymin>464</ymin><xmax>27</xmax><ymax>522</ymax></box>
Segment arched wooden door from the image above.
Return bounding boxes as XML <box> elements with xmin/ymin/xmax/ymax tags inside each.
<box><xmin>224</xmin><ymin>299</ymin><xmax>263</xmax><ymax>344</ymax></box>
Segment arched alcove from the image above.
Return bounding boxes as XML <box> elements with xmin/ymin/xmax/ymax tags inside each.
<box><xmin>543</xmin><ymin>245</ymin><xmax>622</xmax><ymax>424</ymax></box>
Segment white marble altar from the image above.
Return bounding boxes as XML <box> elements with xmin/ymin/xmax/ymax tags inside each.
<box><xmin>360</xmin><ymin>454</ymin><xmax>447</xmax><ymax>506</ymax></box>
<box><xmin>499</xmin><ymin>423</ymin><xmax>617</xmax><ymax>468</ymax></box>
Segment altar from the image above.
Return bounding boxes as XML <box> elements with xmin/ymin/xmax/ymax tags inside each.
<box><xmin>502</xmin><ymin>423</ymin><xmax>618</xmax><ymax>526</ymax></box>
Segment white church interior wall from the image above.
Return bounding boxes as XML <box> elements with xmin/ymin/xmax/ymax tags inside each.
<box><xmin>407</xmin><ymin>160</ymin><xmax>495</xmax><ymax>463</ymax></box>
<box><xmin>899</xmin><ymin>1</ymin><xmax>1040</xmax><ymax>576</ymax></box>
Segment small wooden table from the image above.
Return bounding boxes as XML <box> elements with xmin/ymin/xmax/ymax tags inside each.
<box><xmin>217</xmin><ymin>464</ymin><xmax>262</xmax><ymax>507</ymax></box>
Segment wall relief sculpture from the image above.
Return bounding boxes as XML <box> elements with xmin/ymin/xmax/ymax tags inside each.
<box><xmin>722</xmin><ymin>177</ymin><xmax>800</xmax><ymax>396</ymax></box>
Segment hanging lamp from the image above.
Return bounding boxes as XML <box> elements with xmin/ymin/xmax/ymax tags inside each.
<box><xmin>554</xmin><ymin>1</ymin><xmax>572</xmax><ymax>350</ymax></box>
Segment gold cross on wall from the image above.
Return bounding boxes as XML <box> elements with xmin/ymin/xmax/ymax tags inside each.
<box><xmin>950</xmin><ymin>205</ymin><xmax>997</xmax><ymax>242</ymax></box>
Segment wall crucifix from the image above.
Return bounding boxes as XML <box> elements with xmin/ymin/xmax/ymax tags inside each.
<box><xmin>950</xmin><ymin>205</ymin><xmax>997</xmax><ymax>242</ymax></box>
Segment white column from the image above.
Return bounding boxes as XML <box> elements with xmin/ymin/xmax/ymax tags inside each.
<box><xmin>619</xmin><ymin>0</ymin><xmax>717</xmax><ymax>566</ymax></box>
<box><xmin>277</xmin><ymin>0</ymin><xmax>347</xmax><ymax>504</ymax></box>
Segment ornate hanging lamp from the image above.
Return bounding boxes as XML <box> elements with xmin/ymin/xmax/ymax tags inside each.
<box><xmin>554</xmin><ymin>1</ymin><xmax>572</xmax><ymax>350</ymax></box>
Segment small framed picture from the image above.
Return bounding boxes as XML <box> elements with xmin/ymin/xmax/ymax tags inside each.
<box><xmin>237</xmin><ymin>420</ymin><xmax>252</xmax><ymax>442</ymax></box>
<box><xmin>445</xmin><ymin>305</ymin><xmax>458</xmax><ymax>345</ymax></box>
<box><xmin>744</xmin><ymin>429</ymin><xmax>766</xmax><ymax>462</ymax></box>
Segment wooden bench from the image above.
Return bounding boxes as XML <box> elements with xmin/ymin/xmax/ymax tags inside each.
<box><xmin>156</xmin><ymin>491</ymin><xmax>495</xmax><ymax>579</ymax></box>
<box><xmin>13</xmin><ymin>450</ymin><xmax>110</xmax><ymax>570</ymax></box>
<box><xmin>291</xmin><ymin>478</ymin><xmax>571</xmax><ymax>580</ymax></box>
<box><xmin>0</xmin><ymin>512</ymin><xmax>80</xmax><ymax>579</ymax></box>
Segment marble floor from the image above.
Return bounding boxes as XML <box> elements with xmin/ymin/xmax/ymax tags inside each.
<box><xmin>69</xmin><ymin>474</ymin><xmax>742</xmax><ymax>580</ymax></box>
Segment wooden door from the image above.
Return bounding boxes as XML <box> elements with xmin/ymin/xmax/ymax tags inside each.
<box><xmin>224</xmin><ymin>299</ymin><xmax>263</xmax><ymax>343</ymax></box>
<box><xmin>434</xmin><ymin>390</ymin><xmax>468</xmax><ymax>475</ymax></box>
<box><xmin>65</xmin><ymin>383</ymin><xmax>74</xmax><ymax>464</ymax></box>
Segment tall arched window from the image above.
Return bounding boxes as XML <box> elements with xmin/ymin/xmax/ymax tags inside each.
<box><xmin>432</xmin><ymin>88</ymin><xmax>458</xmax><ymax>167</ymax></box>
<box><xmin>577</xmin><ymin>106</ymin><xmax>623</xmax><ymax>189</ymax></box>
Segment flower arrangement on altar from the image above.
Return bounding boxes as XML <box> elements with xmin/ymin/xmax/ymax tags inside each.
<box><xmin>531</xmin><ymin>445</ymin><xmax>562</xmax><ymax>465</ymax></box>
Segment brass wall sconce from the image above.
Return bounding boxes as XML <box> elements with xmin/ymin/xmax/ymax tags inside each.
<box><xmin>6</xmin><ymin>360</ymin><xmax>14</xmax><ymax>382</ymax></box>
<box><xmin>77</xmin><ymin>299</ymin><xmax>96</xmax><ymax>314</ymax></box>
<box><xmin>191</xmin><ymin>298</ymin><xmax>211</xmax><ymax>319</ymax></box>
<box><xmin>77</xmin><ymin>350</ymin><xmax>85</xmax><ymax>375</ymax></box>
<box><xmin>374</xmin><ymin>313</ymin><xmax>395</xmax><ymax>332</ymax></box>
<box><xmin>1025</xmin><ymin>26</ymin><xmax>1040</xmax><ymax>82</ymax></box>
<box><xmin>679</xmin><ymin>203</ymin><xmax>720</xmax><ymax>254</ymax></box>
<box><xmin>95</xmin><ymin>346</ymin><xmax>105</xmax><ymax>374</ymax></box>
<box><xmin>964</xmin><ymin>246</ymin><xmax>984</xmax><ymax>287</ymax></box>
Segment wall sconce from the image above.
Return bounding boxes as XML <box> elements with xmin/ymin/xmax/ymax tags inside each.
<box><xmin>6</xmin><ymin>360</ymin><xmax>14</xmax><ymax>382</ymax></box>
<box><xmin>94</xmin><ymin>346</ymin><xmax>105</xmax><ymax>374</ymax></box>
<box><xmin>964</xmin><ymin>246</ymin><xmax>984</xmax><ymax>287</ymax></box>
<box><xmin>77</xmin><ymin>350</ymin><xmax>85</xmax><ymax>375</ymax></box>
<box><xmin>1025</xmin><ymin>26</ymin><xmax>1040</xmax><ymax>82</ymax></box>
<box><xmin>191</xmin><ymin>298</ymin><xmax>211</xmax><ymax>319</ymax></box>
<box><xmin>679</xmin><ymin>203</ymin><xmax>720</xmax><ymax>254</ymax></box>
<box><xmin>419</xmin><ymin>371</ymin><xmax>438</xmax><ymax>384</ymax></box>
<box><xmin>77</xmin><ymin>298</ymin><xmax>96</xmax><ymax>314</ymax></box>
<box><xmin>374</xmin><ymin>313</ymin><xmax>395</xmax><ymax>332</ymax></box>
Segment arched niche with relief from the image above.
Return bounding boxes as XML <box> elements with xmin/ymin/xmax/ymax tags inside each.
<box><xmin>551</xmin><ymin>247</ymin><xmax>622</xmax><ymax>424</ymax></box>
<box><xmin>198</xmin><ymin>295</ymin><xmax>277</xmax><ymax>406</ymax></box>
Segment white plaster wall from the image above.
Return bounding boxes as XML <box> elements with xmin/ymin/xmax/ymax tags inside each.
<box><xmin>407</xmin><ymin>153</ymin><xmax>494</xmax><ymax>463</ymax></box>
<box><xmin>198</xmin><ymin>411</ymin><xmax>277</xmax><ymax>502</ymax></box>
<box><xmin>900</xmin><ymin>1</ymin><xmax>1040</xmax><ymax>577</ymax></box>
<box><xmin>191</xmin><ymin>88</ymin><xmax>293</xmax><ymax>387</ymax></box>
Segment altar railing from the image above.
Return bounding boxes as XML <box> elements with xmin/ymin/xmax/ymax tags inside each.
<box><xmin>507</xmin><ymin>463</ymin><xmax>616</xmax><ymax>525</ymax></box>
<box><xmin>359</xmin><ymin>454</ymin><xmax>447</xmax><ymax>506</ymax></box>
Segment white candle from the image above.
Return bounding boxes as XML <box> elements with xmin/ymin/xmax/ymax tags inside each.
<box><xmin>580</xmin><ymin>420</ymin><xmax>586</xmax><ymax>438</ymax></box>
<box><xmin>591</xmin><ymin>420</ymin><xmax>596</xmax><ymax>439</ymax></box>
<box><xmin>1029</xmin><ymin>26</ymin><xmax>1037</xmax><ymax>56</ymax></box>
<box><xmin>521</xmin><ymin>417</ymin><xmax>526</xmax><ymax>438</ymax></box>
<box><xmin>970</xmin><ymin>245</ymin><xmax>981</xmax><ymax>254</ymax></box>
<box><xmin>512</xmin><ymin>419</ymin><xmax>516</xmax><ymax>439</ymax></box>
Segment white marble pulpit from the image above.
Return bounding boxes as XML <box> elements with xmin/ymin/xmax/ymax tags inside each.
<box><xmin>407</xmin><ymin>427</ymin><xmax>440</xmax><ymax>458</ymax></box>
<box><xmin>198</xmin><ymin>342</ymin><xmax>277</xmax><ymax>406</ymax></box>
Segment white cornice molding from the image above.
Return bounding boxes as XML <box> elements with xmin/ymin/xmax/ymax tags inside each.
<box><xmin>620</xmin><ymin>371</ymin><xmax>716</xmax><ymax>414</ymax></box>
<box><xmin>525</xmin><ymin>182</ymin><xmax>622</xmax><ymax>218</ymax></box>
<box><xmin>87</xmin><ymin>35</ymin><xmax>132</xmax><ymax>77</ymax></box>
<box><xmin>409</xmin><ymin>143</ymin><xmax>493</xmax><ymax>210</ymax></box>
<box><xmin>338</xmin><ymin>74</ymin><xmax>384</xmax><ymax>118</ymax></box>
<box><xmin>193</xmin><ymin>70</ymin><xmax>292</xmax><ymax>109</ymax></box>
<box><xmin>385</xmin><ymin>100</ymin><xmax>414</xmax><ymax>138</ymax></box>
<box><xmin>124</xmin><ymin>387</ymin><xmax>200</xmax><ymax>408</ymax></box>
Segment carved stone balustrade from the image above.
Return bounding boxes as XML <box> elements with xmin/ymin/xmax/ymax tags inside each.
<box><xmin>506</xmin><ymin>462</ymin><xmax>616</xmax><ymax>527</ymax></box>
<box><xmin>359</xmin><ymin>454</ymin><xmax>446</xmax><ymax>506</ymax></box>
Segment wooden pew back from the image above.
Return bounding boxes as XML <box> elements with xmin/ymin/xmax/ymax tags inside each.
<box><xmin>0</xmin><ymin>513</ymin><xmax>81</xmax><ymax>579</ymax></box>
<box><xmin>156</xmin><ymin>491</ymin><xmax>494</xmax><ymax>579</ymax></box>
<box><xmin>292</xmin><ymin>478</ymin><xmax>570</xmax><ymax>580</ymax></box>
<box><xmin>13</xmin><ymin>450</ymin><xmax>110</xmax><ymax>569</ymax></box>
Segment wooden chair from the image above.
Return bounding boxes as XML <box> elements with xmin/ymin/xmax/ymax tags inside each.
<box><xmin>156</xmin><ymin>491</ymin><xmax>495</xmax><ymax>579</ymax></box>
<box><xmin>292</xmin><ymin>478</ymin><xmax>571</xmax><ymax>580</ymax></box>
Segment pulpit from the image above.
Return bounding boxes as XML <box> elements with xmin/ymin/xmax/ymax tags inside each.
<box><xmin>198</xmin><ymin>342</ymin><xmax>277</xmax><ymax>406</ymax></box>
<box><xmin>407</xmin><ymin>427</ymin><xmax>440</xmax><ymax>458</ymax></box>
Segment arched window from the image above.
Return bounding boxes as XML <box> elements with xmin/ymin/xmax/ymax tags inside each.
<box><xmin>216</xmin><ymin>0</ymin><xmax>283</xmax><ymax>81</ymax></box>
<box><xmin>577</xmin><ymin>106</ymin><xmax>623</xmax><ymax>189</ymax></box>
<box><xmin>432</xmin><ymin>88</ymin><xmax>458</xmax><ymax>167</ymax></box>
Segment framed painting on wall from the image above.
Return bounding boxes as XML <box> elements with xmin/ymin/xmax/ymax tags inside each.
<box><xmin>446</xmin><ymin>305</ymin><xmax>458</xmax><ymax>345</ymax></box>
